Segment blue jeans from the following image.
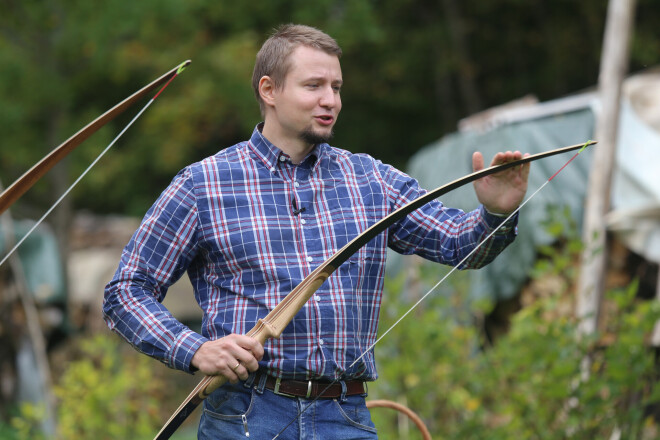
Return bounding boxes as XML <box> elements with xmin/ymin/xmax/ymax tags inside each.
<box><xmin>198</xmin><ymin>374</ymin><xmax>378</xmax><ymax>439</ymax></box>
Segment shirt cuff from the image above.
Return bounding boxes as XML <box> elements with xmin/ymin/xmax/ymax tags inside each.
<box><xmin>480</xmin><ymin>205</ymin><xmax>518</xmax><ymax>234</ymax></box>
<box><xmin>168</xmin><ymin>329</ymin><xmax>208</xmax><ymax>374</ymax></box>
<box><xmin>483</xmin><ymin>206</ymin><xmax>509</xmax><ymax>217</ymax></box>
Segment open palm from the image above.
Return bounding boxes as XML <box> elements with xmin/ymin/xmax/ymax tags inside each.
<box><xmin>472</xmin><ymin>150</ymin><xmax>531</xmax><ymax>215</ymax></box>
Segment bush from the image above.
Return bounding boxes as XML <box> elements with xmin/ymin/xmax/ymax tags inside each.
<box><xmin>53</xmin><ymin>334</ymin><xmax>164</xmax><ymax>440</ymax></box>
<box><xmin>371</xmin><ymin>277</ymin><xmax>660</xmax><ymax>439</ymax></box>
<box><xmin>369</xmin><ymin>209</ymin><xmax>660</xmax><ymax>439</ymax></box>
<box><xmin>8</xmin><ymin>208</ymin><xmax>660</xmax><ymax>439</ymax></box>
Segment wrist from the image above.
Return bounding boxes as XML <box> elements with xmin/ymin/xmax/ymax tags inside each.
<box><xmin>483</xmin><ymin>206</ymin><xmax>510</xmax><ymax>217</ymax></box>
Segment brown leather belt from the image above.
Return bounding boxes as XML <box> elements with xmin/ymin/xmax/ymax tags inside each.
<box><xmin>262</xmin><ymin>375</ymin><xmax>367</xmax><ymax>399</ymax></box>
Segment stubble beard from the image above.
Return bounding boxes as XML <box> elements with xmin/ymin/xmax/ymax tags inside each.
<box><xmin>299</xmin><ymin>126</ymin><xmax>334</xmax><ymax>146</ymax></box>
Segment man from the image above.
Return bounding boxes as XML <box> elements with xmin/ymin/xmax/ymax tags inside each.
<box><xmin>103</xmin><ymin>24</ymin><xmax>529</xmax><ymax>439</ymax></box>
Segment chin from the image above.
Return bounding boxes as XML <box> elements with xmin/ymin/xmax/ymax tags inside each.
<box><xmin>299</xmin><ymin>127</ymin><xmax>334</xmax><ymax>145</ymax></box>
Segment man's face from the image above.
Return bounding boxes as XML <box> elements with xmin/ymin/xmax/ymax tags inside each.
<box><xmin>269</xmin><ymin>45</ymin><xmax>343</xmax><ymax>147</ymax></box>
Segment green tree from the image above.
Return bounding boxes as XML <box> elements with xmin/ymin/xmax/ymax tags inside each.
<box><xmin>4</xmin><ymin>0</ymin><xmax>660</xmax><ymax>219</ymax></box>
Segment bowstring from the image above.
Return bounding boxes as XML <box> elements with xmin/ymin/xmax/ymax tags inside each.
<box><xmin>271</xmin><ymin>177</ymin><xmax>550</xmax><ymax>440</ymax></box>
<box><xmin>0</xmin><ymin>66</ymin><xmax>186</xmax><ymax>270</ymax></box>
<box><xmin>0</xmin><ymin>100</ymin><xmax>155</xmax><ymax>269</ymax></box>
<box><xmin>338</xmin><ymin>143</ymin><xmax>590</xmax><ymax>373</ymax></box>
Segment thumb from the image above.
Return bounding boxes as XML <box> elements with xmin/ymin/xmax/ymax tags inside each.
<box><xmin>472</xmin><ymin>151</ymin><xmax>485</xmax><ymax>173</ymax></box>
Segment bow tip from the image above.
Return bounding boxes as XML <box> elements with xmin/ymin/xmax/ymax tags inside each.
<box><xmin>177</xmin><ymin>60</ymin><xmax>192</xmax><ymax>74</ymax></box>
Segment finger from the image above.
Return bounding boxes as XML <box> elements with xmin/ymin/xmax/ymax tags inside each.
<box><xmin>231</xmin><ymin>361</ymin><xmax>250</xmax><ymax>381</ymax></box>
<box><xmin>501</xmin><ymin>150</ymin><xmax>517</xmax><ymax>164</ymax></box>
<box><xmin>223</xmin><ymin>361</ymin><xmax>241</xmax><ymax>384</ymax></box>
<box><xmin>226</xmin><ymin>359</ymin><xmax>249</xmax><ymax>381</ymax></box>
<box><xmin>472</xmin><ymin>151</ymin><xmax>485</xmax><ymax>173</ymax></box>
<box><xmin>222</xmin><ymin>335</ymin><xmax>262</xmax><ymax>372</ymax></box>
<box><xmin>233</xmin><ymin>334</ymin><xmax>265</xmax><ymax>362</ymax></box>
<box><xmin>233</xmin><ymin>350</ymin><xmax>260</xmax><ymax>373</ymax></box>
<box><xmin>222</xmin><ymin>354</ymin><xmax>253</xmax><ymax>383</ymax></box>
<box><xmin>507</xmin><ymin>151</ymin><xmax>528</xmax><ymax>174</ymax></box>
<box><xmin>520</xmin><ymin>152</ymin><xmax>531</xmax><ymax>180</ymax></box>
<box><xmin>488</xmin><ymin>151</ymin><xmax>508</xmax><ymax>167</ymax></box>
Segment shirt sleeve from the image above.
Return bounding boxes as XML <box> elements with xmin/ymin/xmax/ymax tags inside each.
<box><xmin>102</xmin><ymin>167</ymin><xmax>208</xmax><ymax>373</ymax></box>
<box><xmin>381</xmin><ymin>163</ymin><xmax>518</xmax><ymax>269</ymax></box>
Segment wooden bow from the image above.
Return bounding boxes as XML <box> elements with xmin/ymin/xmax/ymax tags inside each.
<box><xmin>0</xmin><ymin>60</ymin><xmax>191</xmax><ymax>216</ymax></box>
<box><xmin>154</xmin><ymin>140</ymin><xmax>596</xmax><ymax>439</ymax></box>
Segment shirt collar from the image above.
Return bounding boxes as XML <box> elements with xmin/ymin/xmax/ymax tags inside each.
<box><xmin>248</xmin><ymin>123</ymin><xmax>322</xmax><ymax>171</ymax></box>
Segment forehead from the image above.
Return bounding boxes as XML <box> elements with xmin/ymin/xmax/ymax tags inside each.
<box><xmin>286</xmin><ymin>45</ymin><xmax>342</xmax><ymax>80</ymax></box>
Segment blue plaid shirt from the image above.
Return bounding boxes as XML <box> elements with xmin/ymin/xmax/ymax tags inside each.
<box><xmin>103</xmin><ymin>124</ymin><xmax>517</xmax><ymax>381</ymax></box>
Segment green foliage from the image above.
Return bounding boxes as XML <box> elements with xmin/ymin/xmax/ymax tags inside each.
<box><xmin>53</xmin><ymin>334</ymin><xmax>163</xmax><ymax>440</ymax></box>
<box><xmin>4</xmin><ymin>211</ymin><xmax>659</xmax><ymax>439</ymax></box>
<box><xmin>6</xmin><ymin>403</ymin><xmax>47</xmax><ymax>440</ymax></box>
<box><xmin>0</xmin><ymin>422</ymin><xmax>21</xmax><ymax>440</ymax></box>
<box><xmin>6</xmin><ymin>333</ymin><xmax>201</xmax><ymax>440</ymax></box>
<box><xmin>0</xmin><ymin>0</ymin><xmax>381</xmax><ymax>216</ymax></box>
<box><xmin>531</xmin><ymin>205</ymin><xmax>583</xmax><ymax>283</ymax></box>
<box><xmin>2</xmin><ymin>0</ymin><xmax>659</xmax><ymax>217</ymax></box>
<box><xmin>370</xmin><ymin>215</ymin><xmax>660</xmax><ymax>439</ymax></box>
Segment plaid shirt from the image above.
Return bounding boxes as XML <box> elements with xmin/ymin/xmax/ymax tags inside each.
<box><xmin>103</xmin><ymin>124</ymin><xmax>517</xmax><ymax>381</ymax></box>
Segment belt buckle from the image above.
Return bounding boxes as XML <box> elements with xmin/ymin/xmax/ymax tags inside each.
<box><xmin>273</xmin><ymin>378</ymin><xmax>313</xmax><ymax>398</ymax></box>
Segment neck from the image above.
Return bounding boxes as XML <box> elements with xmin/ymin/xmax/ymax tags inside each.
<box><xmin>260</xmin><ymin>122</ymin><xmax>314</xmax><ymax>165</ymax></box>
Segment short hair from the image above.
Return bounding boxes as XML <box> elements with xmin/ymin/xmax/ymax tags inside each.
<box><xmin>252</xmin><ymin>24</ymin><xmax>342</xmax><ymax>115</ymax></box>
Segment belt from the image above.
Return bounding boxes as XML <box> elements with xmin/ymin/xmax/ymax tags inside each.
<box><xmin>262</xmin><ymin>375</ymin><xmax>367</xmax><ymax>399</ymax></box>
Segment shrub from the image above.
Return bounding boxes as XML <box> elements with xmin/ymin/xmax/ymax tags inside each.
<box><xmin>369</xmin><ymin>208</ymin><xmax>660</xmax><ymax>439</ymax></box>
<box><xmin>53</xmin><ymin>334</ymin><xmax>163</xmax><ymax>440</ymax></box>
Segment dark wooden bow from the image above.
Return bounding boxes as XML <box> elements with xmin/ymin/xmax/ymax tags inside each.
<box><xmin>0</xmin><ymin>60</ymin><xmax>191</xmax><ymax>216</ymax></box>
<box><xmin>154</xmin><ymin>140</ymin><xmax>596</xmax><ymax>439</ymax></box>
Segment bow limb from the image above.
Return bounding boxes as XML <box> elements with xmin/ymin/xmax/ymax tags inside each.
<box><xmin>154</xmin><ymin>140</ymin><xmax>596</xmax><ymax>440</ymax></box>
<box><xmin>0</xmin><ymin>60</ymin><xmax>191</xmax><ymax>216</ymax></box>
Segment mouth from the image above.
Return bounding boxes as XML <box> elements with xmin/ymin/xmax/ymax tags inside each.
<box><xmin>314</xmin><ymin>115</ymin><xmax>334</xmax><ymax>126</ymax></box>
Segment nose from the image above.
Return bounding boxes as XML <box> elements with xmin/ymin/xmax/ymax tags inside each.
<box><xmin>319</xmin><ymin>85</ymin><xmax>340</xmax><ymax>109</ymax></box>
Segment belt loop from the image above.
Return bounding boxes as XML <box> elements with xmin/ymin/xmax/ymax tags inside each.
<box><xmin>339</xmin><ymin>380</ymin><xmax>348</xmax><ymax>402</ymax></box>
<box><xmin>361</xmin><ymin>381</ymin><xmax>368</xmax><ymax>397</ymax></box>
<box><xmin>243</xmin><ymin>371</ymin><xmax>256</xmax><ymax>389</ymax></box>
<box><xmin>255</xmin><ymin>372</ymin><xmax>267</xmax><ymax>394</ymax></box>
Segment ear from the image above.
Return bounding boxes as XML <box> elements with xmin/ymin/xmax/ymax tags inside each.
<box><xmin>259</xmin><ymin>76</ymin><xmax>277</xmax><ymax>107</ymax></box>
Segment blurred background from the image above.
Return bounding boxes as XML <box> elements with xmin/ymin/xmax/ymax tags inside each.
<box><xmin>1</xmin><ymin>0</ymin><xmax>660</xmax><ymax>438</ymax></box>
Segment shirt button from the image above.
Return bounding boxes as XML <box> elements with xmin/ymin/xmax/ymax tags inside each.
<box><xmin>270</xmin><ymin>167</ymin><xmax>276</xmax><ymax>173</ymax></box>
<box><xmin>314</xmin><ymin>295</ymin><xmax>321</xmax><ymax>302</ymax></box>
<box><xmin>319</xmin><ymin>339</ymin><xmax>324</xmax><ymax>345</ymax></box>
<box><xmin>294</xmin><ymin>181</ymin><xmax>300</xmax><ymax>187</ymax></box>
<box><xmin>306</xmin><ymin>256</ymin><xmax>313</xmax><ymax>262</ymax></box>
<box><xmin>300</xmin><ymin>219</ymin><xmax>306</xmax><ymax>225</ymax></box>
<box><xmin>279</xmin><ymin>155</ymin><xmax>286</xmax><ymax>162</ymax></box>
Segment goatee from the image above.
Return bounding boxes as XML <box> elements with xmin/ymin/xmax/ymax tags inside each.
<box><xmin>299</xmin><ymin>127</ymin><xmax>334</xmax><ymax>146</ymax></box>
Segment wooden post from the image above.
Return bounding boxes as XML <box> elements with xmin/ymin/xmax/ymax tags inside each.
<box><xmin>0</xmin><ymin>181</ymin><xmax>57</xmax><ymax>436</ymax></box>
<box><xmin>652</xmin><ymin>271</ymin><xmax>660</xmax><ymax>345</ymax></box>
<box><xmin>577</xmin><ymin>0</ymin><xmax>636</xmax><ymax>337</ymax></box>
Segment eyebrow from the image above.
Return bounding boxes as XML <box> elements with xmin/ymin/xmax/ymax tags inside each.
<box><xmin>303</xmin><ymin>76</ymin><xmax>343</xmax><ymax>85</ymax></box>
